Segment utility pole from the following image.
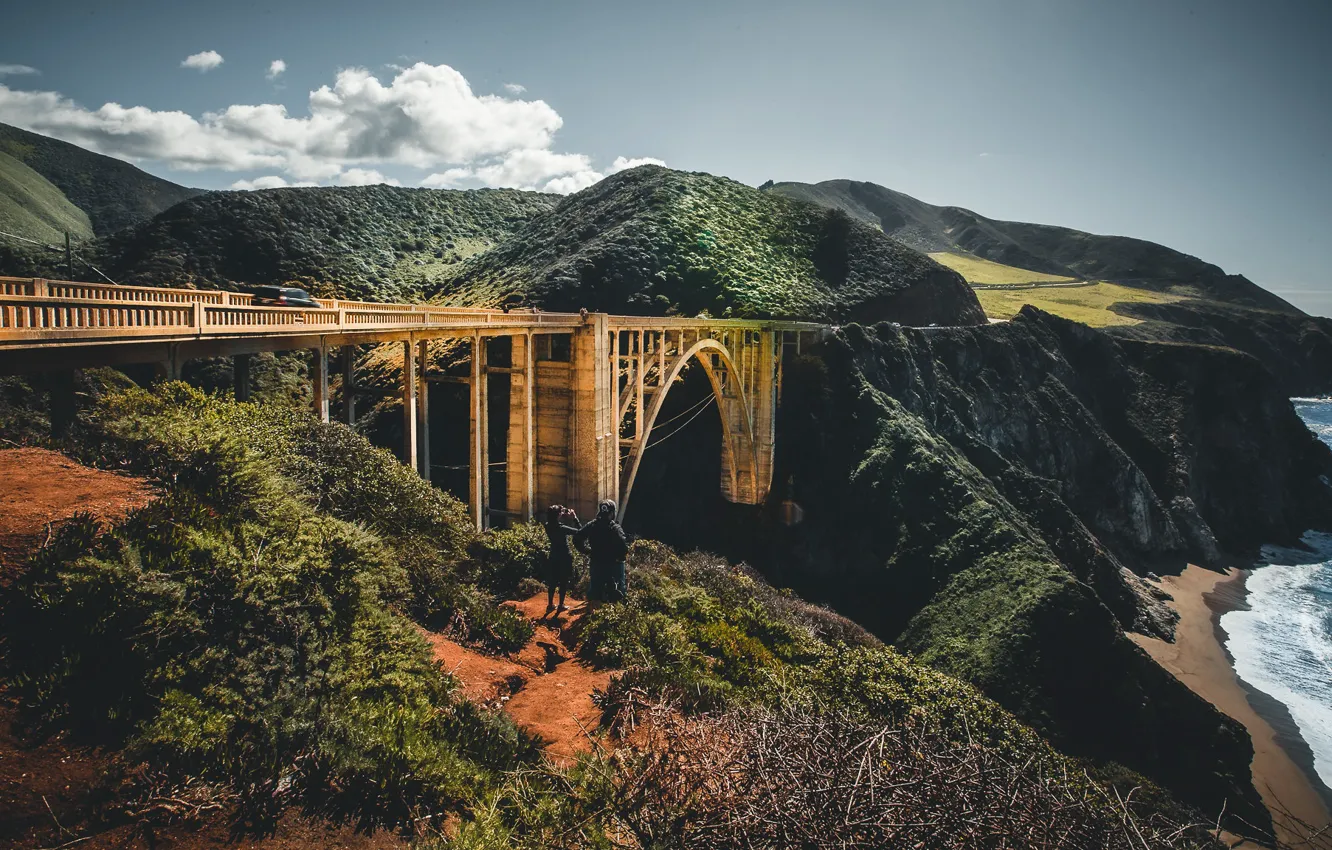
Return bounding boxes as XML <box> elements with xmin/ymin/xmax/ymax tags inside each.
<box><xmin>64</xmin><ymin>232</ymin><xmax>72</xmax><ymax>280</ymax></box>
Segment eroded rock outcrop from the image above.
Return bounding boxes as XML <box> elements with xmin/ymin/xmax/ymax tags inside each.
<box><xmin>760</xmin><ymin>308</ymin><xmax>1332</xmax><ymax>831</ymax></box>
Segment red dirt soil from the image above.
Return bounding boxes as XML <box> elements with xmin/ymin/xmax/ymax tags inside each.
<box><xmin>0</xmin><ymin>447</ymin><xmax>155</xmax><ymax>584</ymax></box>
<box><xmin>422</xmin><ymin>594</ymin><xmax>615</xmax><ymax>766</ymax></box>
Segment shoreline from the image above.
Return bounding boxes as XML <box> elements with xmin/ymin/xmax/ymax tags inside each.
<box><xmin>1128</xmin><ymin>564</ymin><xmax>1332</xmax><ymax>844</ymax></box>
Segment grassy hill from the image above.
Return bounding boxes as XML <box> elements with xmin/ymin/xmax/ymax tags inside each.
<box><xmin>104</xmin><ymin>185</ymin><xmax>558</xmax><ymax>302</ymax></box>
<box><xmin>0</xmin><ymin>122</ymin><xmax>203</xmax><ymax>236</ymax></box>
<box><xmin>442</xmin><ymin>165</ymin><xmax>986</xmax><ymax>325</ymax></box>
<box><xmin>768</xmin><ymin>178</ymin><xmax>1295</xmax><ymax>311</ymax></box>
<box><xmin>0</xmin><ymin>151</ymin><xmax>93</xmax><ymax>245</ymax></box>
<box><xmin>927</xmin><ymin>251</ymin><xmax>1076</xmax><ymax>285</ymax></box>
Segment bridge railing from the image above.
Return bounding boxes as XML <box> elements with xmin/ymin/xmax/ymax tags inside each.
<box><xmin>0</xmin><ymin>294</ymin><xmax>588</xmax><ymax>342</ymax></box>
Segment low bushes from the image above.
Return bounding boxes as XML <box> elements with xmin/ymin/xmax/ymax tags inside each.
<box><xmin>0</xmin><ymin>382</ymin><xmax>540</xmax><ymax>831</ymax></box>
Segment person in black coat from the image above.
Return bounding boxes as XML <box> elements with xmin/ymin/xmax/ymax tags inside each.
<box><xmin>574</xmin><ymin>499</ymin><xmax>629</xmax><ymax>603</ymax></box>
<box><xmin>543</xmin><ymin>504</ymin><xmax>579</xmax><ymax>613</ymax></box>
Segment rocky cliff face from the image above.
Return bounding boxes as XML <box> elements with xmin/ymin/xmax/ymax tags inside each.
<box><xmin>1111</xmin><ymin>298</ymin><xmax>1332</xmax><ymax>397</ymax></box>
<box><xmin>754</xmin><ymin>308</ymin><xmax>1332</xmax><ymax>830</ymax></box>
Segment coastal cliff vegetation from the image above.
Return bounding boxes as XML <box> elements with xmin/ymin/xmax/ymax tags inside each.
<box><xmin>0</xmin><ymin>381</ymin><xmax>1242</xmax><ymax>848</ymax></box>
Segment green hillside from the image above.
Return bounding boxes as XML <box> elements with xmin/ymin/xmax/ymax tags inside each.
<box><xmin>0</xmin><ymin>122</ymin><xmax>203</xmax><ymax>236</ymax></box>
<box><xmin>442</xmin><ymin>165</ymin><xmax>986</xmax><ymax>325</ymax></box>
<box><xmin>0</xmin><ymin>151</ymin><xmax>94</xmax><ymax>245</ymax></box>
<box><xmin>104</xmin><ymin>185</ymin><xmax>558</xmax><ymax>302</ymax></box>
<box><xmin>768</xmin><ymin>178</ymin><xmax>1295</xmax><ymax>311</ymax></box>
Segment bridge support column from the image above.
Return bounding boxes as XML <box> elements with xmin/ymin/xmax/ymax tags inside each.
<box><xmin>234</xmin><ymin>354</ymin><xmax>252</xmax><ymax>402</ymax></box>
<box><xmin>753</xmin><ymin>330</ymin><xmax>779</xmax><ymax>500</ymax></box>
<box><xmin>48</xmin><ymin>369</ymin><xmax>76</xmax><ymax>439</ymax></box>
<box><xmin>312</xmin><ymin>346</ymin><xmax>329</xmax><ymax>423</ymax></box>
<box><xmin>416</xmin><ymin>341</ymin><xmax>430</xmax><ymax>479</ymax></box>
<box><xmin>153</xmin><ymin>347</ymin><xmax>182</xmax><ymax>383</ymax></box>
<box><xmin>402</xmin><ymin>340</ymin><xmax>418</xmax><ymax>471</ymax></box>
<box><xmin>505</xmin><ymin>332</ymin><xmax>537</xmax><ymax>523</ymax></box>
<box><xmin>469</xmin><ymin>333</ymin><xmax>489</xmax><ymax>530</ymax></box>
<box><xmin>569</xmin><ymin>314</ymin><xmax>614</xmax><ymax>524</ymax></box>
<box><xmin>341</xmin><ymin>346</ymin><xmax>355</xmax><ymax>426</ymax></box>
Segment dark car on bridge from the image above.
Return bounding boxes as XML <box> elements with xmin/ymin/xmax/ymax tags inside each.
<box><xmin>251</xmin><ymin>286</ymin><xmax>321</xmax><ymax>308</ymax></box>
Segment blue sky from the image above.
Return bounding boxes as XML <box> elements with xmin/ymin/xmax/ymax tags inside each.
<box><xmin>2</xmin><ymin>0</ymin><xmax>1329</xmax><ymax>313</ymax></box>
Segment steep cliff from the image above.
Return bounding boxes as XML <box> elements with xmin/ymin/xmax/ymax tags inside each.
<box><xmin>751</xmin><ymin>308</ymin><xmax>1332</xmax><ymax>830</ymax></box>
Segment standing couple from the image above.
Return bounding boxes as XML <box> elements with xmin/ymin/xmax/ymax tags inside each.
<box><xmin>543</xmin><ymin>499</ymin><xmax>629</xmax><ymax>613</ymax></box>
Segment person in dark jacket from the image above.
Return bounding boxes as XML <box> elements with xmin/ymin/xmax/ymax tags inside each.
<box><xmin>573</xmin><ymin>499</ymin><xmax>629</xmax><ymax>603</ymax></box>
<box><xmin>543</xmin><ymin>504</ymin><xmax>579</xmax><ymax>614</ymax></box>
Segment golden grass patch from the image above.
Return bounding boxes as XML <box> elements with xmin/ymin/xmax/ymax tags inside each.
<box><xmin>928</xmin><ymin>252</ymin><xmax>1076</xmax><ymax>285</ymax></box>
<box><xmin>974</xmin><ymin>282</ymin><xmax>1182</xmax><ymax>327</ymax></box>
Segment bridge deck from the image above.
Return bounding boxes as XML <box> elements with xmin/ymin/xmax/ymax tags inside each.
<box><xmin>0</xmin><ymin>276</ymin><xmax>823</xmax><ymax>372</ymax></box>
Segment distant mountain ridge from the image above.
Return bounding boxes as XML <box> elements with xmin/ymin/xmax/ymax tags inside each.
<box><xmin>767</xmin><ymin>179</ymin><xmax>1295</xmax><ymax>312</ymax></box>
<box><xmin>0</xmin><ymin>122</ymin><xmax>203</xmax><ymax>237</ymax></box>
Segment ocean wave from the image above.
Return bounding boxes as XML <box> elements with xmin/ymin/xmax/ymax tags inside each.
<box><xmin>1222</xmin><ymin>535</ymin><xmax>1332</xmax><ymax>794</ymax></box>
<box><xmin>1220</xmin><ymin>399</ymin><xmax>1332</xmax><ymax>795</ymax></box>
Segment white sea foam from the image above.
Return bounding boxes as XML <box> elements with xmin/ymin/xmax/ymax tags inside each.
<box><xmin>1219</xmin><ymin>398</ymin><xmax>1332</xmax><ymax>794</ymax></box>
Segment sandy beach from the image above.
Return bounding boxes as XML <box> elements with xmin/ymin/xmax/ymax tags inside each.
<box><xmin>1129</xmin><ymin>565</ymin><xmax>1332</xmax><ymax>845</ymax></box>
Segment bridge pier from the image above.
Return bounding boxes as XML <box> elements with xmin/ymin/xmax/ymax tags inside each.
<box><xmin>341</xmin><ymin>346</ymin><xmax>355</xmax><ymax>426</ymax></box>
<box><xmin>234</xmin><ymin>354</ymin><xmax>252</xmax><ymax>402</ymax></box>
<box><xmin>48</xmin><ymin>369</ymin><xmax>75</xmax><ymax>438</ymax></box>
<box><xmin>504</xmin><ymin>332</ymin><xmax>536</xmax><ymax>522</ymax></box>
<box><xmin>416</xmin><ymin>341</ymin><xmax>430</xmax><ymax>479</ymax></box>
<box><xmin>469</xmin><ymin>333</ymin><xmax>489</xmax><ymax>529</ymax></box>
<box><xmin>402</xmin><ymin>340</ymin><xmax>418</xmax><ymax>471</ymax></box>
<box><xmin>569</xmin><ymin>314</ymin><xmax>614</xmax><ymax>524</ymax></box>
<box><xmin>312</xmin><ymin>346</ymin><xmax>329</xmax><ymax>423</ymax></box>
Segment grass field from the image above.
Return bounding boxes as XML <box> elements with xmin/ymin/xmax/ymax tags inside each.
<box><xmin>928</xmin><ymin>252</ymin><xmax>1076</xmax><ymax>285</ymax></box>
<box><xmin>0</xmin><ymin>151</ymin><xmax>93</xmax><ymax>245</ymax></box>
<box><xmin>974</xmin><ymin>282</ymin><xmax>1182</xmax><ymax>327</ymax></box>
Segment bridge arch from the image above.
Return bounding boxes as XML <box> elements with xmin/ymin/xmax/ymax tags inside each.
<box><xmin>618</xmin><ymin>337</ymin><xmax>759</xmax><ymax>520</ymax></box>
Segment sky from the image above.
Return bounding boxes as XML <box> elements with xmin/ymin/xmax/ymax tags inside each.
<box><xmin>1</xmin><ymin>0</ymin><xmax>1329</xmax><ymax>313</ymax></box>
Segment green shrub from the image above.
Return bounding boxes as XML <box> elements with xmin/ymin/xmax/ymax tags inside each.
<box><xmin>2</xmin><ymin>383</ymin><xmax>539</xmax><ymax>830</ymax></box>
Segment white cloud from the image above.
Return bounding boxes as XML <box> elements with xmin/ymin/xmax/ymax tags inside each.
<box><xmin>0</xmin><ymin>62</ymin><xmax>661</xmax><ymax>193</ymax></box>
<box><xmin>266</xmin><ymin>59</ymin><xmax>286</xmax><ymax>80</ymax></box>
<box><xmin>978</xmin><ymin>152</ymin><xmax>991</xmax><ymax>158</ymax></box>
<box><xmin>333</xmin><ymin>168</ymin><xmax>399</xmax><ymax>186</ymax></box>
<box><xmin>0</xmin><ymin>64</ymin><xmax>39</xmax><ymax>76</ymax></box>
<box><xmin>181</xmin><ymin>51</ymin><xmax>224</xmax><ymax>72</ymax></box>
<box><xmin>230</xmin><ymin>175</ymin><xmax>290</xmax><ymax>190</ymax></box>
<box><xmin>425</xmin><ymin>149</ymin><xmax>665</xmax><ymax>194</ymax></box>
<box><xmin>608</xmin><ymin>156</ymin><xmax>666</xmax><ymax>173</ymax></box>
<box><xmin>503</xmin><ymin>82</ymin><xmax>526</xmax><ymax>95</ymax></box>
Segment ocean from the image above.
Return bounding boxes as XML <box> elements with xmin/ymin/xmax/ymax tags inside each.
<box><xmin>1221</xmin><ymin>398</ymin><xmax>1332</xmax><ymax>793</ymax></box>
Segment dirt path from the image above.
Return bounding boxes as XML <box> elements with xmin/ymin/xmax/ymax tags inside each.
<box><xmin>424</xmin><ymin>593</ymin><xmax>615</xmax><ymax>765</ymax></box>
<box><xmin>0</xmin><ymin>447</ymin><xmax>155</xmax><ymax>584</ymax></box>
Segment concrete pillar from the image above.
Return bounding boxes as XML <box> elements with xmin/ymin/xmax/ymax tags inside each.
<box><xmin>416</xmin><ymin>341</ymin><xmax>430</xmax><ymax>479</ymax></box>
<box><xmin>469</xmin><ymin>333</ymin><xmax>489</xmax><ymax>530</ymax></box>
<box><xmin>48</xmin><ymin>369</ymin><xmax>75</xmax><ymax>438</ymax></box>
<box><xmin>753</xmin><ymin>329</ymin><xmax>779</xmax><ymax>502</ymax></box>
<box><xmin>402</xmin><ymin>340</ymin><xmax>418</xmax><ymax>469</ymax></box>
<box><xmin>505</xmin><ymin>333</ymin><xmax>538</xmax><ymax>522</ymax></box>
<box><xmin>569</xmin><ymin>314</ymin><xmax>613</xmax><ymax>523</ymax></box>
<box><xmin>234</xmin><ymin>353</ymin><xmax>253</xmax><ymax>402</ymax></box>
<box><xmin>312</xmin><ymin>346</ymin><xmax>329</xmax><ymax>423</ymax></box>
<box><xmin>153</xmin><ymin>351</ymin><xmax>181</xmax><ymax>383</ymax></box>
<box><xmin>341</xmin><ymin>346</ymin><xmax>355</xmax><ymax>426</ymax></box>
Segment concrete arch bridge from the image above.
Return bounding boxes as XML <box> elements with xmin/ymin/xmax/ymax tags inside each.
<box><xmin>0</xmin><ymin>277</ymin><xmax>828</xmax><ymax>528</ymax></box>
